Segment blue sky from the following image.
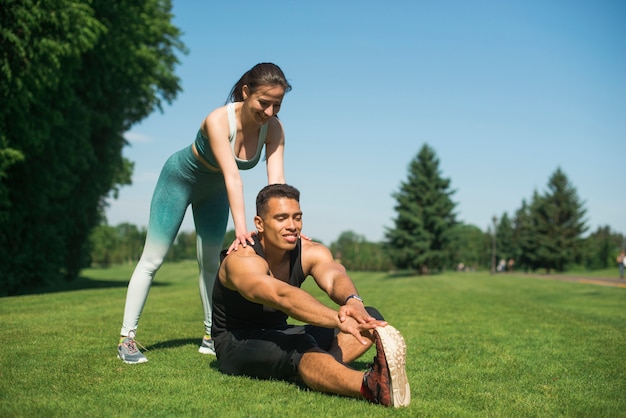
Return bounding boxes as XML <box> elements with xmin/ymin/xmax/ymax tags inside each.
<box><xmin>106</xmin><ymin>0</ymin><xmax>626</xmax><ymax>245</ymax></box>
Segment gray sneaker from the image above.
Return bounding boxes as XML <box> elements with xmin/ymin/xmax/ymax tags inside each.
<box><xmin>198</xmin><ymin>336</ymin><xmax>215</xmax><ymax>355</ymax></box>
<box><xmin>117</xmin><ymin>331</ymin><xmax>148</xmax><ymax>364</ymax></box>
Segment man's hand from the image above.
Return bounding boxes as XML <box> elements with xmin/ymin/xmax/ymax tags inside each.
<box><xmin>337</xmin><ymin>315</ymin><xmax>386</xmax><ymax>345</ymax></box>
<box><xmin>338</xmin><ymin>300</ymin><xmax>385</xmax><ymax>325</ymax></box>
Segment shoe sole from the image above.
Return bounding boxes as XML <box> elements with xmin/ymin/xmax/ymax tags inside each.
<box><xmin>117</xmin><ymin>354</ymin><xmax>148</xmax><ymax>364</ymax></box>
<box><xmin>375</xmin><ymin>325</ymin><xmax>410</xmax><ymax>407</ymax></box>
<box><xmin>198</xmin><ymin>346</ymin><xmax>216</xmax><ymax>355</ymax></box>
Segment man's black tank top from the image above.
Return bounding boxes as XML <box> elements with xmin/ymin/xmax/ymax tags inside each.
<box><xmin>211</xmin><ymin>237</ymin><xmax>306</xmax><ymax>338</ymax></box>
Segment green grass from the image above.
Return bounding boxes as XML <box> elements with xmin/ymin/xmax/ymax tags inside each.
<box><xmin>1</xmin><ymin>261</ymin><xmax>625</xmax><ymax>417</ymax></box>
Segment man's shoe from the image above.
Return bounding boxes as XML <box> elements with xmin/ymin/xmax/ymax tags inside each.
<box><xmin>362</xmin><ymin>325</ymin><xmax>410</xmax><ymax>407</ymax></box>
<box><xmin>198</xmin><ymin>335</ymin><xmax>215</xmax><ymax>355</ymax></box>
<box><xmin>117</xmin><ymin>331</ymin><xmax>148</xmax><ymax>364</ymax></box>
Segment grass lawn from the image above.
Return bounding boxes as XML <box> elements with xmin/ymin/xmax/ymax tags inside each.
<box><xmin>1</xmin><ymin>261</ymin><xmax>624</xmax><ymax>417</ymax></box>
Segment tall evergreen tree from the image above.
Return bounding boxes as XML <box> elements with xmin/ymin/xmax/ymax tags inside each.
<box><xmin>512</xmin><ymin>197</ymin><xmax>536</xmax><ymax>272</ymax></box>
<box><xmin>496</xmin><ymin>212</ymin><xmax>515</xmax><ymax>266</ymax></box>
<box><xmin>385</xmin><ymin>144</ymin><xmax>457</xmax><ymax>273</ymax></box>
<box><xmin>531</xmin><ymin>168</ymin><xmax>588</xmax><ymax>273</ymax></box>
<box><xmin>0</xmin><ymin>0</ymin><xmax>186</xmax><ymax>294</ymax></box>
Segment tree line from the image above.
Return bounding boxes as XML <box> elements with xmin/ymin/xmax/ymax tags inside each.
<box><xmin>384</xmin><ymin>144</ymin><xmax>624</xmax><ymax>274</ymax></box>
<box><xmin>1</xmin><ymin>0</ymin><xmax>186</xmax><ymax>295</ymax></box>
<box><xmin>86</xmin><ymin>143</ymin><xmax>623</xmax><ymax>276</ymax></box>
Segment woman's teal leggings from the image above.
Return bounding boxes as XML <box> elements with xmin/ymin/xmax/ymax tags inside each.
<box><xmin>120</xmin><ymin>146</ymin><xmax>229</xmax><ymax>337</ymax></box>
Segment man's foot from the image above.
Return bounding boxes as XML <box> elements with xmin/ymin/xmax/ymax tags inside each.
<box><xmin>117</xmin><ymin>331</ymin><xmax>148</xmax><ymax>364</ymax></box>
<box><xmin>361</xmin><ymin>325</ymin><xmax>410</xmax><ymax>407</ymax></box>
<box><xmin>198</xmin><ymin>335</ymin><xmax>215</xmax><ymax>355</ymax></box>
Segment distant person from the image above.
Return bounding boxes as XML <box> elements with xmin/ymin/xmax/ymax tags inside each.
<box><xmin>211</xmin><ymin>184</ymin><xmax>410</xmax><ymax>407</ymax></box>
<box><xmin>617</xmin><ymin>251</ymin><xmax>625</xmax><ymax>279</ymax></box>
<box><xmin>117</xmin><ymin>63</ymin><xmax>293</xmax><ymax>364</ymax></box>
<box><xmin>507</xmin><ymin>258</ymin><xmax>515</xmax><ymax>272</ymax></box>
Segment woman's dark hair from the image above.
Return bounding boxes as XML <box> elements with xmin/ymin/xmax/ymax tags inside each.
<box><xmin>256</xmin><ymin>184</ymin><xmax>300</xmax><ymax>218</ymax></box>
<box><xmin>227</xmin><ymin>63</ymin><xmax>292</xmax><ymax>103</ymax></box>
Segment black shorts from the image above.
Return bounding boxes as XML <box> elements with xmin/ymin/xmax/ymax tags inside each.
<box><xmin>214</xmin><ymin>324</ymin><xmax>336</xmax><ymax>380</ymax></box>
<box><xmin>213</xmin><ymin>307</ymin><xmax>383</xmax><ymax>380</ymax></box>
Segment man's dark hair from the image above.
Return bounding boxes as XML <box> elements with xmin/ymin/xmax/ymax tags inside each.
<box><xmin>256</xmin><ymin>184</ymin><xmax>300</xmax><ymax>218</ymax></box>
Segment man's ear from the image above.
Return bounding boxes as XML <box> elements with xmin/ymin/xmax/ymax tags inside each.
<box><xmin>254</xmin><ymin>215</ymin><xmax>263</xmax><ymax>232</ymax></box>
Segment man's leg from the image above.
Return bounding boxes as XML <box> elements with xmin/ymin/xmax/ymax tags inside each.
<box><xmin>299</xmin><ymin>325</ymin><xmax>411</xmax><ymax>407</ymax></box>
<box><xmin>327</xmin><ymin>329</ymin><xmax>375</xmax><ymax>364</ymax></box>
<box><xmin>298</xmin><ymin>350</ymin><xmax>365</xmax><ymax>398</ymax></box>
<box><xmin>299</xmin><ymin>326</ymin><xmax>376</xmax><ymax>396</ymax></box>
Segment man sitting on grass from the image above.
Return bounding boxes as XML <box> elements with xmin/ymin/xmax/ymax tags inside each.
<box><xmin>211</xmin><ymin>184</ymin><xmax>410</xmax><ymax>407</ymax></box>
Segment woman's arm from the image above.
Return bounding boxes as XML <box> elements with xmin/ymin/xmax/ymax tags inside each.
<box><xmin>265</xmin><ymin>117</ymin><xmax>286</xmax><ymax>184</ymax></box>
<box><xmin>202</xmin><ymin>108</ymin><xmax>253</xmax><ymax>251</ymax></box>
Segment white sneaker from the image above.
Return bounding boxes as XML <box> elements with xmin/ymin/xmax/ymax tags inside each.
<box><xmin>198</xmin><ymin>336</ymin><xmax>215</xmax><ymax>355</ymax></box>
<box><xmin>117</xmin><ymin>331</ymin><xmax>148</xmax><ymax>364</ymax></box>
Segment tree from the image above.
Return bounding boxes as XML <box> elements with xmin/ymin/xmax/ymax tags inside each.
<box><xmin>447</xmin><ymin>223</ymin><xmax>487</xmax><ymax>270</ymax></box>
<box><xmin>331</xmin><ymin>231</ymin><xmax>365</xmax><ymax>270</ymax></box>
<box><xmin>496</xmin><ymin>212</ymin><xmax>515</xmax><ymax>268</ymax></box>
<box><xmin>385</xmin><ymin>144</ymin><xmax>457</xmax><ymax>273</ymax></box>
<box><xmin>113</xmin><ymin>223</ymin><xmax>145</xmax><ymax>265</ymax></box>
<box><xmin>330</xmin><ymin>231</ymin><xmax>392</xmax><ymax>271</ymax></box>
<box><xmin>0</xmin><ymin>0</ymin><xmax>186</xmax><ymax>295</ymax></box>
<box><xmin>529</xmin><ymin>168</ymin><xmax>588</xmax><ymax>273</ymax></box>
<box><xmin>581</xmin><ymin>226</ymin><xmax>624</xmax><ymax>270</ymax></box>
<box><xmin>88</xmin><ymin>225</ymin><xmax>119</xmax><ymax>268</ymax></box>
<box><xmin>166</xmin><ymin>231</ymin><xmax>197</xmax><ymax>262</ymax></box>
<box><xmin>512</xmin><ymin>197</ymin><xmax>539</xmax><ymax>272</ymax></box>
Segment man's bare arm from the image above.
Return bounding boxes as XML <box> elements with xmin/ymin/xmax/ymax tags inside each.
<box><xmin>221</xmin><ymin>249</ymin><xmax>383</xmax><ymax>343</ymax></box>
<box><xmin>302</xmin><ymin>241</ymin><xmax>385</xmax><ymax>326</ymax></box>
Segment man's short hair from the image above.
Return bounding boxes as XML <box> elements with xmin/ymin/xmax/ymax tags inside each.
<box><xmin>256</xmin><ymin>184</ymin><xmax>300</xmax><ymax>218</ymax></box>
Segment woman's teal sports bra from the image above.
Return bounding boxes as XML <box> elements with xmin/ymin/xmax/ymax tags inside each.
<box><xmin>193</xmin><ymin>102</ymin><xmax>268</xmax><ymax>171</ymax></box>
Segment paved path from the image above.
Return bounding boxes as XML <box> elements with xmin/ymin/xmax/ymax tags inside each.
<box><xmin>521</xmin><ymin>273</ymin><xmax>626</xmax><ymax>289</ymax></box>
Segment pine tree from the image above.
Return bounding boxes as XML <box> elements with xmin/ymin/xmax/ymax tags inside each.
<box><xmin>496</xmin><ymin>212</ymin><xmax>515</xmax><ymax>267</ymax></box>
<box><xmin>512</xmin><ymin>197</ymin><xmax>539</xmax><ymax>272</ymax></box>
<box><xmin>385</xmin><ymin>144</ymin><xmax>457</xmax><ymax>272</ymax></box>
<box><xmin>531</xmin><ymin>168</ymin><xmax>587</xmax><ymax>273</ymax></box>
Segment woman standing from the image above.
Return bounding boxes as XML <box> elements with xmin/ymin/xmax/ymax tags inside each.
<box><xmin>118</xmin><ymin>63</ymin><xmax>291</xmax><ymax>364</ymax></box>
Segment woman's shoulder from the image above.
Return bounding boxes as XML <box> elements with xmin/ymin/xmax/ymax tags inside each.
<box><xmin>202</xmin><ymin>104</ymin><xmax>231</xmax><ymax>134</ymax></box>
<box><xmin>206</xmin><ymin>104</ymin><xmax>230</xmax><ymax>122</ymax></box>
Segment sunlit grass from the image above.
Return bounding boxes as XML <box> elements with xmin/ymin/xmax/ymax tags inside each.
<box><xmin>1</xmin><ymin>262</ymin><xmax>624</xmax><ymax>417</ymax></box>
